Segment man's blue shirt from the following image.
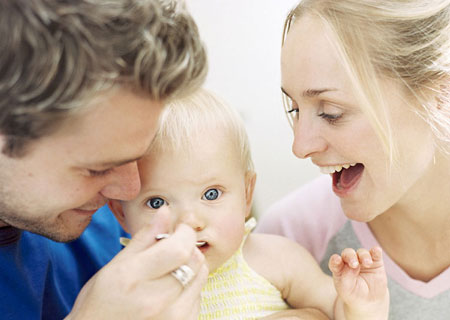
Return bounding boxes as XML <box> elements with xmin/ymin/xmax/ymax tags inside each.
<box><xmin>0</xmin><ymin>205</ymin><xmax>126</xmax><ymax>320</ymax></box>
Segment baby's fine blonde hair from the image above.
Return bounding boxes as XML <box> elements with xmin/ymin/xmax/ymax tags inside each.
<box><xmin>150</xmin><ymin>88</ymin><xmax>254</xmax><ymax>172</ymax></box>
<box><xmin>284</xmin><ymin>0</ymin><xmax>450</xmax><ymax>157</ymax></box>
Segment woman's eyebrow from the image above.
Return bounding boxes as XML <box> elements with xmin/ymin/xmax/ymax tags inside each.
<box><xmin>303</xmin><ymin>88</ymin><xmax>337</xmax><ymax>97</ymax></box>
<box><xmin>281</xmin><ymin>87</ymin><xmax>337</xmax><ymax>98</ymax></box>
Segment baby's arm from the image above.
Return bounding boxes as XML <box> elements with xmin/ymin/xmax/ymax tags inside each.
<box><xmin>244</xmin><ymin>233</ymin><xmax>336</xmax><ymax>319</ymax></box>
<box><xmin>329</xmin><ymin>247</ymin><xmax>389</xmax><ymax>320</ymax></box>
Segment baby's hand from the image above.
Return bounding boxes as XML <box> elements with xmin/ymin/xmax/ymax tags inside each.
<box><xmin>328</xmin><ymin>247</ymin><xmax>389</xmax><ymax>320</ymax></box>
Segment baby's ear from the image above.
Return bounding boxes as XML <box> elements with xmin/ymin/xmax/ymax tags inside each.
<box><xmin>108</xmin><ymin>200</ymin><xmax>129</xmax><ymax>233</ymax></box>
<box><xmin>244</xmin><ymin>171</ymin><xmax>257</xmax><ymax>218</ymax></box>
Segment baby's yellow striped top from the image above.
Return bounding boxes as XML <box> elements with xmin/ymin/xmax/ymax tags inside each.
<box><xmin>199</xmin><ymin>218</ymin><xmax>289</xmax><ymax>320</ymax></box>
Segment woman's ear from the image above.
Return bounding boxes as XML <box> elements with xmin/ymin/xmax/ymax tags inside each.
<box><xmin>244</xmin><ymin>171</ymin><xmax>257</xmax><ymax>218</ymax></box>
<box><xmin>108</xmin><ymin>200</ymin><xmax>130</xmax><ymax>233</ymax></box>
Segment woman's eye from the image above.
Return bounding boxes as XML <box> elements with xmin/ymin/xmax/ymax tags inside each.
<box><xmin>146</xmin><ymin>197</ymin><xmax>165</xmax><ymax>209</ymax></box>
<box><xmin>284</xmin><ymin>95</ymin><xmax>300</xmax><ymax>120</ymax></box>
<box><xmin>202</xmin><ymin>188</ymin><xmax>222</xmax><ymax>201</ymax></box>
<box><xmin>319</xmin><ymin>103</ymin><xmax>343</xmax><ymax>124</ymax></box>
<box><xmin>318</xmin><ymin>112</ymin><xmax>343</xmax><ymax>124</ymax></box>
<box><xmin>287</xmin><ymin>108</ymin><xmax>300</xmax><ymax>115</ymax></box>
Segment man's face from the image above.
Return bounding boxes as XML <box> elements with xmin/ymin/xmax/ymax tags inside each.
<box><xmin>0</xmin><ymin>88</ymin><xmax>163</xmax><ymax>242</ymax></box>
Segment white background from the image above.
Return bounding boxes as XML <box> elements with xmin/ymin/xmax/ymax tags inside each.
<box><xmin>187</xmin><ymin>1</ymin><xmax>320</xmax><ymax>216</ymax></box>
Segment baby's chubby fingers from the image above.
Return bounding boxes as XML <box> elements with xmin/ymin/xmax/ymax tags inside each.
<box><xmin>356</xmin><ymin>248</ymin><xmax>373</xmax><ymax>268</ymax></box>
<box><xmin>341</xmin><ymin>248</ymin><xmax>359</xmax><ymax>269</ymax></box>
<box><xmin>370</xmin><ymin>246</ymin><xmax>383</xmax><ymax>261</ymax></box>
<box><xmin>328</xmin><ymin>253</ymin><xmax>345</xmax><ymax>276</ymax></box>
<box><xmin>369</xmin><ymin>246</ymin><xmax>384</xmax><ymax>269</ymax></box>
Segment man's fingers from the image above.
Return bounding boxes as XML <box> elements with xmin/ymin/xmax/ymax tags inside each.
<box><xmin>140</xmin><ymin>223</ymin><xmax>202</xmax><ymax>275</ymax></box>
<box><xmin>124</xmin><ymin>206</ymin><xmax>173</xmax><ymax>253</ymax></box>
<box><xmin>167</xmin><ymin>263</ymin><xmax>209</xmax><ymax>319</ymax></box>
<box><xmin>116</xmin><ymin>225</ymin><xmax>202</xmax><ymax>282</ymax></box>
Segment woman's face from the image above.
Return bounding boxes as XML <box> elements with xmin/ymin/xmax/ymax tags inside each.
<box><xmin>281</xmin><ymin>14</ymin><xmax>437</xmax><ymax>221</ymax></box>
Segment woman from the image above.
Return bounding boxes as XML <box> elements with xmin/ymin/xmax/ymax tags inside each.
<box><xmin>256</xmin><ymin>1</ymin><xmax>450</xmax><ymax>319</ymax></box>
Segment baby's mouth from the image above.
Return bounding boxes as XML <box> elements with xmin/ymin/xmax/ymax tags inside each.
<box><xmin>196</xmin><ymin>241</ymin><xmax>209</xmax><ymax>251</ymax></box>
<box><xmin>333</xmin><ymin>163</ymin><xmax>365</xmax><ymax>191</ymax></box>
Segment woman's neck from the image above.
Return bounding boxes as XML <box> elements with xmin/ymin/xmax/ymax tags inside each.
<box><xmin>368</xmin><ymin>152</ymin><xmax>450</xmax><ymax>281</ymax></box>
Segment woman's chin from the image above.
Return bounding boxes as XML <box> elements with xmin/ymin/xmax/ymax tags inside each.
<box><xmin>340</xmin><ymin>202</ymin><xmax>380</xmax><ymax>223</ymax></box>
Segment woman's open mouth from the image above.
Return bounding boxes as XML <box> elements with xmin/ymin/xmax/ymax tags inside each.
<box><xmin>331</xmin><ymin>163</ymin><xmax>364</xmax><ymax>196</ymax></box>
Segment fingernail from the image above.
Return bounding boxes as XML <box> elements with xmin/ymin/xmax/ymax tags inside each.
<box><xmin>351</xmin><ymin>259</ymin><xmax>358</xmax><ymax>268</ymax></box>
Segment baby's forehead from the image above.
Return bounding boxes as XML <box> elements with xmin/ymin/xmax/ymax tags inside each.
<box><xmin>152</xmin><ymin>123</ymin><xmax>236</xmax><ymax>151</ymax></box>
<box><xmin>143</xmin><ymin>133</ymin><xmax>246</xmax><ymax>170</ymax></box>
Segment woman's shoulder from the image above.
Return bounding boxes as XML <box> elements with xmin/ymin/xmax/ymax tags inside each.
<box><xmin>255</xmin><ymin>175</ymin><xmax>348</xmax><ymax>261</ymax></box>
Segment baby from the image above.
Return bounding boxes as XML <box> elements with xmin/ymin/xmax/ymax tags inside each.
<box><xmin>108</xmin><ymin>89</ymin><xmax>389</xmax><ymax>320</ymax></box>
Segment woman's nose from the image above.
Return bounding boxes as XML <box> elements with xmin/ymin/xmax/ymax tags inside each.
<box><xmin>292</xmin><ymin>119</ymin><xmax>327</xmax><ymax>159</ymax></box>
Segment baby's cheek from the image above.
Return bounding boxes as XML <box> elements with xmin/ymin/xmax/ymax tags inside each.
<box><xmin>219</xmin><ymin>217</ymin><xmax>246</xmax><ymax>249</ymax></box>
<box><xmin>124</xmin><ymin>212</ymin><xmax>150</xmax><ymax>236</ymax></box>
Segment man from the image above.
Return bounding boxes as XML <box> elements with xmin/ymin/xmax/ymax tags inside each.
<box><xmin>0</xmin><ymin>0</ymin><xmax>208</xmax><ymax>319</ymax></box>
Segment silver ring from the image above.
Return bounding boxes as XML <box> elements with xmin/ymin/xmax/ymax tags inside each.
<box><xmin>171</xmin><ymin>265</ymin><xmax>195</xmax><ymax>287</ymax></box>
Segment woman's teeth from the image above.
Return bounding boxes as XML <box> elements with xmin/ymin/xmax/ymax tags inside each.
<box><xmin>320</xmin><ymin>163</ymin><xmax>357</xmax><ymax>174</ymax></box>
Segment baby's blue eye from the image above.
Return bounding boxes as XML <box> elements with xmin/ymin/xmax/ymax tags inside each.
<box><xmin>146</xmin><ymin>197</ymin><xmax>165</xmax><ymax>209</ymax></box>
<box><xmin>202</xmin><ymin>188</ymin><xmax>221</xmax><ymax>201</ymax></box>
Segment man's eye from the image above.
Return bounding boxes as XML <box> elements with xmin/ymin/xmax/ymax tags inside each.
<box><xmin>146</xmin><ymin>197</ymin><xmax>165</xmax><ymax>209</ymax></box>
<box><xmin>202</xmin><ymin>188</ymin><xmax>222</xmax><ymax>201</ymax></box>
<box><xmin>88</xmin><ymin>168</ymin><xmax>113</xmax><ymax>177</ymax></box>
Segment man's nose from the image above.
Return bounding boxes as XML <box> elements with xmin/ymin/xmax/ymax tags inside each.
<box><xmin>99</xmin><ymin>161</ymin><xmax>141</xmax><ymax>201</ymax></box>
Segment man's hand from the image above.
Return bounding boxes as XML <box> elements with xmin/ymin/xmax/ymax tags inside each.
<box><xmin>66</xmin><ymin>214</ymin><xmax>208</xmax><ymax>320</ymax></box>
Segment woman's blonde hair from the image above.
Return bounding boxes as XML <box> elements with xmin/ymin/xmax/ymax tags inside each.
<box><xmin>150</xmin><ymin>88</ymin><xmax>254</xmax><ymax>172</ymax></box>
<box><xmin>283</xmin><ymin>0</ymin><xmax>450</xmax><ymax>158</ymax></box>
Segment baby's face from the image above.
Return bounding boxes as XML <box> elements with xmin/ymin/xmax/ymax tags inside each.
<box><xmin>120</xmin><ymin>131</ymin><xmax>254</xmax><ymax>273</ymax></box>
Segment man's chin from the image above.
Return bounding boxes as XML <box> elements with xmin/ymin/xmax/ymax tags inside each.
<box><xmin>30</xmin><ymin>216</ymin><xmax>93</xmax><ymax>243</ymax></box>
